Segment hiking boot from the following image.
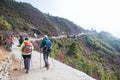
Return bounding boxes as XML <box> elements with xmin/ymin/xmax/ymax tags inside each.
<box><xmin>46</xmin><ymin>64</ymin><xmax>50</xmax><ymax>70</ymax></box>
<box><xmin>26</xmin><ymin>69</ymin><xmax>29</xmax><ymax>74</ymax></box>
<box><xmin>46</xmin><ymin>66</ymin><xmax>49</xmax><ymax>70</ymax></box>
<box><xmin>44</xmin><ymin>64</ymin><xmax>49</xmax><ymax>67</ymax></box>
<box><xmin>24</xmin><ymin>66</ymin><xmax>27</xmax><ymax>69</ymax></box>
<box><xmin>44</xmin><ymin>64</ymin><xmax>47</xmax><ymax>67</ymax></box>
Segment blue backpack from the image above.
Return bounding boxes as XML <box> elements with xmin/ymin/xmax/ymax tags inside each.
<box><xmin>44</xmin><ymin>39</ymin><xmax>52</xmax><ymax>51</ymax></box>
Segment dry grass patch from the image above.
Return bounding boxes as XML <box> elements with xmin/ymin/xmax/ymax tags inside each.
<box><xmin>0</xmin><ymin>47</ymin><xmax>9</xmax><ymax>61</ymax></box>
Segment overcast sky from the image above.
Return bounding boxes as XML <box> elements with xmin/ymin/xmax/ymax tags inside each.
<box><xmin>16</xmin><ymin>0</ymin><xmax>120</xmax><ymax>38</ymax></box>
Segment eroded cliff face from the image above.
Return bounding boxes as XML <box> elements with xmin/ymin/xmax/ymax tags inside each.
<box><xmin>0</xmin><ymin>31</ymin><xmax>12</xmax><ymax>52</ymax></box>
<box><xmin>0</xmin><ymin>47</ymin><xmax>11</xmax><ymax>80</ymax></box>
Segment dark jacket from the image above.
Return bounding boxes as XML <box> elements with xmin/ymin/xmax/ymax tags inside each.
<box><xmin>40</xmin><ymin>37</ymin><xmax>48</xmax><ymax>48</ymax></box>
<box><xmin>19</xmin><ymin>36</ymin><xmax>24</xmax><ymax>46</ymax></box>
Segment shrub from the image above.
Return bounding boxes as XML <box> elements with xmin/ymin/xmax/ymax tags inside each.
<box><xmin>0</xmin><ymin>16</ymin><xmax>11</xmax><ymax>30</ymax></box>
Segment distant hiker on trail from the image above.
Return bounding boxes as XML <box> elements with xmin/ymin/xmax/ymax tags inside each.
<box><xmin>20</xmin><ymin>37</ymin><xmax>34</xmax><ymax>73</ymax></box>
<box><xmin>9</xmin><ymin>35</ymin><xmax>13</xmax><ymax>49</ymax></box>
<box><xmin>34</xmin><ymin>33</ymin><xmax>37</xmax><ymax>39</ymax></box>
<box><xmin>40</xmin><ymin>35</ymin><xmax>52</xmax><ymax>70</ymax></box>
<box><xmin>19</xmin><ymin>36</ymin><xmax>24</xmax><ymax>47</ymax></box>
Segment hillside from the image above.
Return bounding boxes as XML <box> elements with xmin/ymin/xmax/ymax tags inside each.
<box><xmin>51</xmin><ymin>31</ymin><xmax>120</xmax><ymax>80</ymax></box>
<box><xmin>0</xmin><ymin>0</ymin><xmax>84</xmax><ymax>36</ymax></box>
<box><xmin>0</xmin><ymin>0</ymin><xmax>120</xmax><ymax>80</ymax></box>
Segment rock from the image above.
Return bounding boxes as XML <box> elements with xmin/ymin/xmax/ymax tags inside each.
<box><xmin>13</xmin><ymin>68</ymin><xmax>18</xmax><ymax>71</ymax></box>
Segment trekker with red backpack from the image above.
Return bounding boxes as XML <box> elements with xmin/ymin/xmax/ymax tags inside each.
<box><xmin>20</xmin><ymin>37</ymin><xmax>34</xmax><ymax>73</ymax></box>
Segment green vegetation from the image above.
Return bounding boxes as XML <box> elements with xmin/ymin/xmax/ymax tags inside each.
<box><xmin>0</xmin><ymin>16</ymin><xmax>11</xmax><ymax>30</ymax></box>
<box><xmin>0</xmin><ymin>0</ymin><xmax>83</xmax><ymax>36</ymax></box>
<box><xmin>1</xmin><ymin>0</ymin><xmax>120</xmax><ymax>80</ymax></box>
<box><xmin>51</xmin><ymin>34</ymin><xmax>120</xmax><ymax>80</ymax></box>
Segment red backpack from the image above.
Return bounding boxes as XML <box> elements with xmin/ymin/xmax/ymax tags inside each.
<box><xmin>23</xmin><ymin>41</ymin><xmax>32</xmax><ymax>53</ymax></box>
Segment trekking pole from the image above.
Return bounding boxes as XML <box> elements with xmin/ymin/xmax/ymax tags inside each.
<box><xmin>40</xmin><ymin>53</ymin><xmax>41</xmax><ymax>69</ymax></box>
<box><xmin>31</xmin><ymin>55</ymin><xmax>33</xmax><ymax>68</ymax></box>
<box><xmin>50</xmin><ymin>53</ymin><xmax>55</xmax><ymax>68</ymax></box>
<box><xmin>20</xmin><ymin>54</ymin><xmax>22</xmax><ymax>71</ymax></box>
<box><xmin>51</xmin><ymin>57</ymin><xmax>55</xmax><ymax>68</ymax></box>
<box><xmin>40</xmin><ymin>49</ymin><xmax>42</xmax><ymax>69</ymax></box>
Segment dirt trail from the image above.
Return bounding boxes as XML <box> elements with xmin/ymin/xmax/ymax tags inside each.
<box><xmin>10</xmin><ymin>41</ymin><xmax>95</xmax><ymax>80</ymax></box>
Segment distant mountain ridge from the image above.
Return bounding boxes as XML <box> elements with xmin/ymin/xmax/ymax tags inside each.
<box><xmin>0</xmin><ymin>0</ymin><xmax>84</xmax><ymax>36</ymax></box>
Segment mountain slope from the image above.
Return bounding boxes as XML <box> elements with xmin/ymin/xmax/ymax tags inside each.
<box><xmin>51</xmin><ymin>32</ymin><xmax>120</xmax><ymax>80</ymax></box>
<box><xmin>0</xmin><ymin>0</ymin><xmax>84</xmax><ymax>36</ymax></box>
<box><xmin>1</xmin><ymin>0</ymin><xmax>120</xmax><ymax>80</ymax></box>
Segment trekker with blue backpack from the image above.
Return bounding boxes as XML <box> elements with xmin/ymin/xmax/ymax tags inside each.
<box><xmin>40</xmin><ymin>35</ymin><xmax>52</xmax><ymax>70</ymax></box>
<box><xmin>20</xmin><ymin>37</ymin><xmax>34</xmax><ymax>73</ymax></box>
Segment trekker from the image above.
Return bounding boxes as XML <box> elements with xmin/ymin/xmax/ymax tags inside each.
<box><xmin>40</xmin><ymin>35</ymin><xmax>52</xmax><ymax>70</ymax></box>
<box><xmin>20</xmin><ymin>37</ymin><xmax>34</xmax><ymax>73</ymax></box>
<box><xmin>9</xmin><ymin>35</ymin><xmax>13</xmax><ymax>49</ymax></box>
<box><xmin>34</xmin><ymin>33</ymin><xmax>37</xmax><ymax>39</ymax></box>
<box><xmin>19</xmin><ymin>36</ymin><xmax>24</xmax><ymax>47</ymax></box>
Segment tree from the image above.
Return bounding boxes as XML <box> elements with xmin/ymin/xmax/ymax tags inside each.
<box><xmin>67</xmin><ymin>42</ymin><xmax>78</xmax><ymax>57</ymax></box>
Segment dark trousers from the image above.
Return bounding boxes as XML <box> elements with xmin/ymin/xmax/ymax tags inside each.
<box><xmin>43</xmin><ymin>50</ymin><xmax>50</xmax><ymax>66</ymax></box>
<box><xmin>10</xmin><ymin>43</ymin><xmax>12</xmax><ymax>48</ymax></box>
<box><xmin>22</xmin><ymin>55</ymin><xmax>31</xmax><ymax>70</ymax></box>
